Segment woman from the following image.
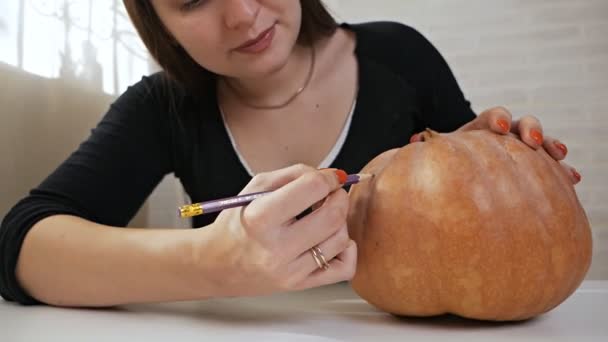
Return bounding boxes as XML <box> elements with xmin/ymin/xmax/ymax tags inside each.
<box><xmin>0</xmin><ymin>0</ymin><xmax>579</xmax><ymax>307</ymax></box>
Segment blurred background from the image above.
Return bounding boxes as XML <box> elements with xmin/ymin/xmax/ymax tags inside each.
<box><xmin>0</xmin><ymin>0</ymin><xmax>606</xmax><ymax>279</ymax></box>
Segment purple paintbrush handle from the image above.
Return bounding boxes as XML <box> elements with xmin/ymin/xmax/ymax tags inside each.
<box><xmin>179</xmin><ymin>173</ymin><xmax>369</xmax><ymax>218</ymax></box>
<box><xmin>203</xmin><ymin>176</ymin><xmax>362</xmax><ymax>213</ymax></box>
<box><xmin>201</xmin><ymin>190</ymin><xmax>271</xmax><ymax>214</ymax></box>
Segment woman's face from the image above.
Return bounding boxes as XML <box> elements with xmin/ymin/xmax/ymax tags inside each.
<box><xmin>151</xmin><ymin>0</ymin><xmax>303</xmax><ymax>78</ymax></box>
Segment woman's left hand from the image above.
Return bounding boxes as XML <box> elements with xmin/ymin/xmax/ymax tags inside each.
<box><xmin>410</xmin><ymin>106</ymin><xmax>582</xmax><ymax>185</ymax></box>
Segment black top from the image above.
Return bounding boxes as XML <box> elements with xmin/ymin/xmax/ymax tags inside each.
<box><xmin>0</xmin><ymin>21</ymin><xmax>476</xmax><ymax>305</ymax></box>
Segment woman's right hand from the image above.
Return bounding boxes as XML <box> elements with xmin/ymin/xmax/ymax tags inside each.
<box><xmin>199</xmin><ymin>164</ymin><xmax>357</xmax><ymax>297</ymax></box>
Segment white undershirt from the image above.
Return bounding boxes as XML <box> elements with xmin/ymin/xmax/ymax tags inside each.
<box><xmin>220</xmin><ymin>98</ymin><xmax>357</xmax><ymax>177</ymax></box>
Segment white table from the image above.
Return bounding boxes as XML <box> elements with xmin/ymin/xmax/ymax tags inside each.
<box><xmin>1</xmin><ymin>281</ymin><xmax>606</xmax><ymax>341</ymax></box>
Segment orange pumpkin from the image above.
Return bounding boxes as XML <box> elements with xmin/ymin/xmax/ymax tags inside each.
<box><xmin>347</xmin><ymin>129</ymin><xmax>593</xmax><ymax>321</ymax></box>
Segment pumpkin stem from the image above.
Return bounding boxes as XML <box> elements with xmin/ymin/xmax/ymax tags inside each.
<box><xmin>419</xmin><ymin>128</ymin><xmax>440</xmax><ymax>142</ymax></box>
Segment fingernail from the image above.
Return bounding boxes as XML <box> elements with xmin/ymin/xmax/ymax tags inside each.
<box><xmin>409</xmin><ymin>133</ymin><xmax>419</xmax><ymax>144</ymax></box>
<box><xmin>555</xmin><ymin>141</ymin><xmax>568</xmax><ymax>156</ymax></box>
<box><xmin>335</xmin><ymin>169</ymin><xmax>348</xmax><ymax>184</ymax></box>
<box><xmin>530</xmin><ymin>129</ymin><xmax>544</xmax><ymax>145</ymax></box>
<box><xmin>497</xmin><ymin>119</ymin><xmax>510</xmax><ymax>133</ymax></box>
<box><xmin>572</xmin><ymin>169</ymin><xmax>582</xmax><ymax>182</ymax></box>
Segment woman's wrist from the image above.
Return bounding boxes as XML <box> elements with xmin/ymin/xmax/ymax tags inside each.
<box><xmin>139</xmin><ymin>225</ymin><xmax>225</xmax><ymax>302</ymax></box>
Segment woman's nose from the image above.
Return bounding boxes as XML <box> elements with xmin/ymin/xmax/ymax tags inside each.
<box><xmin>224</xmin><ymin>0</ymin><xmax>260</xmax><ymax>29</ymax></box>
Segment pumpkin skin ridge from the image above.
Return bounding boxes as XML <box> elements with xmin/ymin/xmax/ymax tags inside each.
<box><xmin>347</xmin><ymin>129</ymin><xmax>592</xmax><ymax>322</ymax></box>
<box><xmin>537</xmin><ymin>145</ymin><xmax>585</xmax><ymax>316</ymax></box>
<box><xmin>386</xmin><ymin>136</ymin><xmax>472</xmax><ymax>316</ymax></box>
<box><xmin>349</xmin><ymin>144</ymin><xmax>447</xmax><ymax>316</ymax></box>
<box><xmin>460</xmin><ymin>132</ymin><xmax>540</xmax><ymax>320</ymax></box>
<box><xmin>367</xmin><ymin>147</ymin><xmax>423</xmax><ymax>315</ymax></box>
<box><xmin>444</xmin><ymin>132</ymin><xmax>511</xmax><ymax>320</ymax></box>
<box><xmin>431</xmin><ymin>132</ymin><xmax>481</xmax><ymax>318</ymax></box>
<box><xmin>465</xmin><ymin>132</ymin><xmax>554</xmax><ymax>320</ymax></box>
<box><xmin>527</xmin><ymin>144</ymin><xmax>573</xmax><ymax>316</ymax></box>
<box><xmin>460</xmin><ymin>132</ymin><xmax>591</xmax><ymax>320</ymax></box>
<box><xmin>553</xmin><ymin>145</ymin><xmax>593</xmax><ymax>303</ymax></box>
<box><xmin>483</xmin><ymin>133</ymin><xmax>552</xmax><ymax>320</ymax></box>
<box><xmin>408</xmin><ymin>142</ymin><xmax>446</xmax><ymax>316</ymax></box>
<box><xmin>347</xmin><ymin>148</ymin><xmax>403</xmax><ymax>314</ymax></box>
<box><xmin>439</xmin><ymin>131</ymin><xmax>529</xmax><ymax>320</ymax></box>
<box><xmin>443</xmin><ymin>131</ymin><xmax>592</xmax><ymax>320</ymax></box>
<box><xmin>535</xmin><ymin>145</ymin><xmax>592</xmax><ymax>315</ymax></box>
<box><xmin>504</xmin><ymin>134</ymin><xmax>590</xmax><ymax>318</ymax></box>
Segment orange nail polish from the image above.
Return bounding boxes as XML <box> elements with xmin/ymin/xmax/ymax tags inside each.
<box><xmin>555</xmin><ymin>141</ymin><xmax>568</xmax><ymax>156</ymax></box>
<box><xmin>335</xmin><ymin>169</ymin><xmax>348</xmax><ymax>184</ymax></box>
<box><xmin>530</xmin><ymin>129</ymin><xmax>544</xmax><ymax>145</ymax></box>
<box><xmin>572</xmin><ymin>169</ymin><xmax>582</xmax><ymax>182</ymax></box>
<box><xmin>409</xmin><ymin>133</ymin><xmax>419</xmax><ymax>144</ymax></box>
<box><xmin>497</xmin><ymin>119</ymin><xmax>510</xmax><ymax>133</ymax></box>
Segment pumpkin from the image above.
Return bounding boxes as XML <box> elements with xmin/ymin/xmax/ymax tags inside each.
<box><xmin>347</xmin><ymin>129</ymin><xmax>593</xmax><ymax>321</ymax></box>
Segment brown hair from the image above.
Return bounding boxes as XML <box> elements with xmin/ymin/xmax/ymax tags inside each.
<box><xmin>123</xmin><ymin>0</ymin><xmax>338</xmax><ymax>94</ymax></box>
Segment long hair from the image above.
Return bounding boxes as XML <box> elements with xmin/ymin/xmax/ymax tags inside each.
<box><xmin>123</xmin><ymin>0</ymin><xmax>338</xmax><ymax>94</ymax></box>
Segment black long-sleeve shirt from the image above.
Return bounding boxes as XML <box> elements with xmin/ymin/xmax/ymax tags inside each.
<box><xmin>0</xmin><ymin>21</ymin><xmax>477</xmax><ymax>305</ymax></box>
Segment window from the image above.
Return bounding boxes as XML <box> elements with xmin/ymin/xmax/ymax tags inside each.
<box><xmin>0</xmin><ymin>0</ymin><xmax>153</xmax><ymax>95</ymax></box>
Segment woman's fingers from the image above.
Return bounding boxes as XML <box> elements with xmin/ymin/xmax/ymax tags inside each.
<box><xmin>241</xmin><ymin>167</ymin><xmax>345</xmax><ymax>231</ymax></box>
<box><xmin>542</xmin><ymin>135</ymin><xmax>568</xmax><ymax>161</ymax></box>
<box><xmin>486</xmin><ymin>107</ymin><xmax>513</xmax><ymax>134</ymax></box>
<box><xmin>286</xmin><ymin>223</ymin><xmax>351</xmax><ymax>280</ymax></box>
<box><xmin>216</xmin><ymin>164</ymin><xmax>357</xmax><ymax>295</ymax></box>
<box><xmin>293</xmin><ymin>240</ymin><xmax>357</xmax><ymax>291</ymax></box>
<box><xmin>511</xmin><ymin>115</ymin><xmax>544</xmax><ymax>149</ymax></box>
<box><xmin>457</xmin><ymin>106</ymin><xmax>513</xmax><ymax>133</ymax></box>
<box><xmin>560</xmin><ymin>161</ymin><xmax>582</xmax><ymax>184</ymax></box>
<box><xmin>281</xmin><ymin>188</ymin><xmax>349</xmax><ymax>259</ymax></box>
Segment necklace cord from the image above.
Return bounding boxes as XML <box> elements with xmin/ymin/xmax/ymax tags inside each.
<box><xmin>223</xmin><ymin>46</ymin><xmax>316</xmax><ymax>110</ymax></box>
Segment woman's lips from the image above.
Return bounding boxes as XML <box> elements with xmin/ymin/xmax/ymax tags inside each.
<box><xmin>235</xmin><ymin>24</ymin><xmax>276</xmax><ymax>54</ymax></box>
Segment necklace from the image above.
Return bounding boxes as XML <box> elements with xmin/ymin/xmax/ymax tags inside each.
<box><xmin>223</xmin><ymin>46</ymin><xmax>316</xmax><ymax>110</ymax></box>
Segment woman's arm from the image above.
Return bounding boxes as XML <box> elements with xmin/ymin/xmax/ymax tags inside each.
<box><xmin>16</xmin><ymin>166</ymin><xmax>357</xmax><ymax>307</ymax></box>
<box><xmin>16</xmin><ymin>215</ymin><xmax>215</xmax><ymax>307</ymax></box>
<box><xmin>1</xmin><ymin>75</ymin><xmax>356</xmax><ymax>306</ymax></box>
<box><xmin>0</xmin><ymin>74</ymin><xmax>178</xmax><ymax>305</ymax></box>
